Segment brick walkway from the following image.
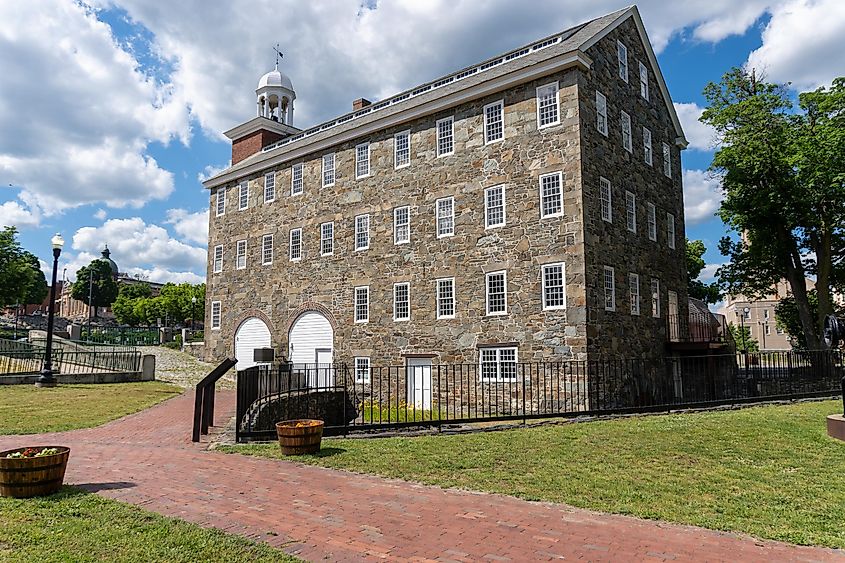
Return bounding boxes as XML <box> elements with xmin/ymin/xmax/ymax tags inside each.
<box><xmin>2</xmin><ymin>391</ymin><xmax>842</xmax><ymax>562</ymax></box>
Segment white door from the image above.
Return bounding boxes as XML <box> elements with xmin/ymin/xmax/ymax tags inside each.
<box><xmin>668</xmin><ymin>291</ymin><xmax>679</xmax><ymax>340</ymax></box>
<box><xmin>234</xmin><ymin>317</ymin><xmax>271</xmax><ymax>371</ymax></box>
<box><xmin>315</xmin><ymin>348</ymin><xmax>333</xmax><ymax>388</ymax></box>
<box><xmin>406</xmin><ymin>358</ymin><xmax>432</xmax><ymax>410</ymax></box>
<box><xmin>288</xmin><ymin>311</ymin><xmax>333</xmax><ymax>387</ymax></box>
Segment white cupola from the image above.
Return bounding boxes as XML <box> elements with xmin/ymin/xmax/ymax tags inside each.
<box><xmin>256</xmin><ymin>63</ymin><xmax>295</xmax><ymax>125</ymax></box>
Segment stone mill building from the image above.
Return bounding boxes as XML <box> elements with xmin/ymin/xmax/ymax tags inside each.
<box><xmin>202</xmin><ymin>5</ymin><xmax>691</xmax><ymax>383</ymax></box>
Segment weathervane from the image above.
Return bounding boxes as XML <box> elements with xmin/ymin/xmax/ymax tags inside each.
<box><xmin>273</xmin><ymin>43</ymin><xmax>283</xmax><ymax>69</ymax></box>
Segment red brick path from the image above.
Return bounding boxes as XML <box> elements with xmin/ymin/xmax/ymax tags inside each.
<box><xmin>2</xmin><ymin>391</ymin><xmax>842</xmax><ymax>562</ymax></box>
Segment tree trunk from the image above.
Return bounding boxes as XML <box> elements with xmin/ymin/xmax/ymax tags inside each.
<box><xmin>781</xmin><ymin>233</ymin><xmax>821</xmax><ymax>350</ymax></box>
<box><xmin>815</xmin><ymin>227</ymin><xmax>834</xmax><ymax>342</ymax></box>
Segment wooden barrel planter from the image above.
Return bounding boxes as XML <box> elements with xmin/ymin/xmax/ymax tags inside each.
<box><xmin>276</xmin><ymin>419</ymin><xmax>324</xmax><ymax>455</ymax></box>
<box><xmin>0</xmin><ymin>446</ymin><xmax>70</xmax><ymax>498</ymax></box>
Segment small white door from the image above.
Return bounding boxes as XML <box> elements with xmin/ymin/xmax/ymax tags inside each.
<box><xmin>668</xmin><ymin>291</ymin><xmax>679</xmax><ymax>340</ymax></box>
<box><xmin>314</xmin><ymin>348</ymin><xmax>333</xmax><ymax>388</ymax></box>
<box><xmin>406</xmin><ymin>357</ymin><xmax>432</xmax><ymax>410</ymax></box>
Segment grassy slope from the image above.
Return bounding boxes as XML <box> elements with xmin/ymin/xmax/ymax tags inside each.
<box><xmin>225</xmin><ymin>400</ymin><xmax>845</xmax><ymax>548</ymax></box>
<box><xmin>0</xmin><ymin>487</ymin><xmax>299</xmax><ymax>562</ymax></box>
<box><xmin>0</xmin><ymin>382</ymin><xmax>182</xmax><ymax>435</ymax></box>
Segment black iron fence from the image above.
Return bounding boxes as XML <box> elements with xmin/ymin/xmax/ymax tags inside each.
<box><xmin>0</xmin><ymin>338</ymin><xmax>141</xmax><ymax>376</ymax></box>
<box><xmin>80</xmin><ymin>325</ymin><xmax>160</xmax><ymax>346</ymax></box>
<box><xmin>234</xmin><ymin>350</ymin><xmax>844</xmax><ymax>441</ymax></box>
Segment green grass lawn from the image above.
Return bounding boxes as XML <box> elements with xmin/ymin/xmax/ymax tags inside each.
<box><xmin>0</xmin><ymin>382</ymin><xmax>182</xmax><ymax>435</ymax></box>
<box><xmin>0</xmin><ymin>487</ymin><xmax>299</xmax><ymax>562</ymax></box>
<box><xmin>224</xmin><ymin>400</ymin><xmax>845</xmax><ymax>549</ymax></box>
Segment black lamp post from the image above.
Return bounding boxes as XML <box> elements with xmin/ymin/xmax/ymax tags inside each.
<box><xmin>739</xmin><ymin>307</ymin><xmax>750</xmax><ymax>352</ymax></box>
<box><xmin>36</xmin><ymin>233</ymin><xmax>64</xmax><ymax>388</ymax></box>
<box><xmin>191</xmin><ymin>296</ymin><xmax>197</xmax><ymax>330</ymax></box>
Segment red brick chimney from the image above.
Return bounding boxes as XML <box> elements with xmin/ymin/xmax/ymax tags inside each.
<box><xmin>353</xmin><ymin>98</ymin><xmax>372</xmax><ymax>111</ymax></box>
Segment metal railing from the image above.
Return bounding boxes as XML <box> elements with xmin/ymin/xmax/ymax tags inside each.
<box><xmin>667</xmin><ymin>311</ymin><xmax>733</xmax><ymax>344</ymax></box>
<box><xmin>80</xmin><ymin>325</ymin><xmax>161</xmax><ymax>346</ymax></box>
<box><xmin>234</xmin><ymin>350</ymin><xmax>844</xmax><ymax>441</ymax></box>
<box><xmin>0</xmin><ymin>338</ymin><xmax>141</xmax><ymax>376</ymax></box>
<box><xmin>192</xmin><ymin>358</ymin><xmax>237</xmax><ymax>442</ymax></box>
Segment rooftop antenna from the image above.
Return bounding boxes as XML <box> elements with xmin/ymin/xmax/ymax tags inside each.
<box><xmin>273</xmin><ymin>43</ymin><xmax>283</xmax><ymax>70</ymax></box>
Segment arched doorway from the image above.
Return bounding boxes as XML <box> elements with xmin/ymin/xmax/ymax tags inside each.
<box><xmin>288</xmin><ymin>311</ymin><xmax>334</xmax><ymax>387</ymax></box>
<box><xmin>234</xmin><ymin>317</ymin><xmax>271</xmax><ymax>371</ymax></box>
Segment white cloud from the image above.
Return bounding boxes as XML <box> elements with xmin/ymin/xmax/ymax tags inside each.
<box><xmin>700</xmin><ymin>263</ymin><xmax>725</xmax><ymax>282</ymax></box>
<box><xmin>94</xmin><ymin>209</ymin><xmax>107</xmax><ymax>220</ymax></box>
<box><xmin>0</xmin><ymin>0</ymin><xmax>187</xmax><ymax>216</ymax></box>
<box><xmin>683</xmin><ymin>169</ymin><xmax>723</xmax><ymax>224</ymax></box>
<box><xmin>674</xmin><ymin>102</ymin><xmax>718</xmax><ymax>152</ymax></box>
<box><xmin>197</xmin><ymin>163</ymin><xmax>229</xmax><ymax>183</ymax></box>
<box><xmin>165</xmin><ymin>208</ymin><xmax>209</xmax><ymax>245</ymax></box>
<box><xmin>122</xmin><ymin>266</ymin><xmax>204</xmax><ymax>285</ymax></box>
<box><xmin>0</xmin><ymin>199</ymin><xmax>41</xmax><ymax>229</ymax></box>
<box><xmin>746</xmin><ymin>0</ymin><xmax>845</xmax><ymax>91</ymax></box>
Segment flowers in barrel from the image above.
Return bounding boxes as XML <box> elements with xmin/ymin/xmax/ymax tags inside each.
<box><xmin>5</xmin><ymin>447</ymin><xmax>60</xmax><ymax>459</ymax></box>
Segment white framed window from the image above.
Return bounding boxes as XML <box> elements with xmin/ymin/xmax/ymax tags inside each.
<box><xmin>393</xmin><ymin>282</ymin><xmax>410</xmax><ymax>321</ymax></box>
<box><xmin>484</xmin><ymin>185</ymin><xmax>506</xmax><ymax>229</ymax></box>
<box><xmin>483</xmin><ymin>100</ymin><xmax>504</xmax><ymax>144</ymax></box>
<box><xmin>354</xmin><ymin>356</ymin><xmax>371</xmax><ymax>383</ymax></box>
<box><xmin>643</xmin><ymin>127</ymin><xmax>652</xmax><ymax>166</ymax></box>
<box><xmin>541</xmin><ymin>262</ymin><xmax>566</xmax><ymax>310</ymax></box>
<box><xmin>621</xmin><ymin>111</ymin><xmax>632</xmax><ymax>153</ymax></box>
<box><xmin>667</xmin><ymin>213</ymin><xmax>676</xmax><ymax>249</ymax></box>
<box><xmin>485</xmin><ymin>270</ymin><xmax>507</xmax><ymax>316</ymax></box>
<box><xmin>596</xmin><ymin>91</ymin><xmax>608</xmax><ymax>136</ymax></box>
<box><xmin>215</xmin><ymin>187</ymin><xmax>226</xmax><ymax>217</ymax></box>
<box><xmin>629</xmin><ymin>273</ymin><xmax>640</xmax><ymax>316</ymax></box>
<box><xmin>436</xmin><ymin>116</ymin><xmax>454</xmax><ymax>157</ymax></box>
<box><xmin>600</xmin><ymin>177</ymin><xmax>612</xmax><ymax>223</ymax></box>
<box><xmin>236</xmin><ymin>239</ymin><xmax>246</xmax><ymax>270</ymax></box>
<box><xmin>536</xmin><ymin>82</ymin><xmax>559</xmax><ymax>128</ymax></box>
<box><xmin>210</xmin><ymin>301</ymin><xmax>221</xmax><ymax>330</ymax></box>
<box><xmin>604</xmin><ymin>266</ymin><xmax>616</xmax><ymax>311</ymax></box>
<box><xmin>289</xmin><ymin>228</ymin><xmax>302</xmax><ymax>261</ymax></box>
<box><xmin>436</xmin><ymin>277</ymin><xmax>455</xmax><ymax>319</ymax></box>
<box><xmin>354</xmin><ymin>286</ymin><xmax>369</xmax><ymax>323</ymax></box>
<box><xmin>479</xmin><ymin>347</ymin><xmax>517</xmax><ymax>382</ymax></box>
<box><xmin>625</xmin><ymin>191</ymin><xmax>636</xmax><ymax>233</ymax></box>
<box><xmin>436</xmin><ymin>196</ymin><xmax>454</xmax><ymax>238</ymax></box>
<box><xmin>651</xmin><ymin>278</ymin><xmax>661</xmax><ymax>318</ymax></box>
<box><xmin>662</xmin><ymin>142</ymin><xmax>671</xmax><ymax>178</ymax></box>
<box><xmin>764</xmin><ymin>309</ymin><xmax>770</xmax><ymax>320</ymax></box>
<box><xmin>647</xmin><ymin>203</ymin><xmax>657</xmax><ymax>241</ymax></box>
<box><xmin>264</xmin><ymin>173</ymin><xmax>275</xmax><ymax>203</ymax></box>
<box><xmin>617</xmin><ymin>40</ymin><xmax>628</xmax><ymax>82</ymax></box>
<box><xmin>765</xmin><ymin>324</ymin><xmax>771</xmax><ymax>336</ymax></box>
<box><xmin>320</xmin><ymin>222</ymin><xmax>334</xmax><ymax>256</ymax></box>
<box><xmin>394</xmin><ymin>130</ymin><xmax>410</xmax><ymax>169</ymax></box>
<box><xmin>322</xmin><ymin>153</ymin><xmax>335</xmax><ymax>187</ymax></box>
<box><xmin>291</xmin><ymin>163</ymin><xmax>303</xmax><ymax>195</ymax></box>
<box><xmin>354</xmin><ymin>214</ymin><xmax>369</xmax><ymax>251</ymax></box>
<box><xmin>261</xmin><ymin>234</ymin><xmax>273</xmax><ymax>265</ymax></box>
<box><xmin>355</xmin><ymin>143</ymin><xmax>370</xmax><ymax>179</ymax></box>
<box><xmin>639</xmin><ymin>61</ymin><xmax>649</xmax><ymax>101</ymax></box>
<box><xmin>539</xmin><ymin>172</ymin><xmax>563</xmax><ymax>218</ymax></box>
<box><xmin>394</xmin><ymin>206</ymin><xmax>410</xmax><ymax>245</ymax></box>
<box><xmin>238</xmin><ymin>181</ymin><xmax>249</xmax><ymax>210</ymax></box>
<box><xmin>212</xmin><ymin>245</ymin><xmax>223</xmax><ymax>273</ymax></box>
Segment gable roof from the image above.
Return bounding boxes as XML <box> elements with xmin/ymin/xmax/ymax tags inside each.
<box><xmin>204</xmin><ymin>5</ymin><xmax>686</xmax><ymax>189</ymax></box>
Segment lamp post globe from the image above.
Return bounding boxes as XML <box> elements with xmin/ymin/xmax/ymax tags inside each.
<box><xmin>36</xmin><ymin>233</ymin><xmax>64</xmax><ymax>388</ymax></box>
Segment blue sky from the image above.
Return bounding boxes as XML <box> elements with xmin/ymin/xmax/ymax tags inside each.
<box><xmin>1</xmin><ymin>1</ymin><xmax>842</xmax><ymax>287</ymax></box>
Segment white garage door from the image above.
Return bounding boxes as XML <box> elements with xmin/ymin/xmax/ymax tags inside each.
<box><xmin>288</xmin><ymin>311</ymin><xmax>333</xmax><ymax>364</ymax></box>
<box><xmin>234</xmin><ymin>317</ymin><xmax>271</xmax><ymax>371</ymax></box>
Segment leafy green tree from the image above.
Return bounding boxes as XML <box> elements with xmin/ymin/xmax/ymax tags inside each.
<box><xmin>70</xmin><ymin>260</ymin><xmax>118</xmax><ymax>316</ymax></box>
<box><xmin>686</xmin><ymin>239</ymin><xmax>721</xmax><ymax>304</ymax></box>
<box><xmin>728</xmin><ymin>323</ymin><xmax>760</xmax><ymax>352</ymax></box>
<box><xmin>0</xmin><ymin>226</ymin><xmax>48</xmax><ymax>308</ymax></box>
<box><xmin>119</xmin><ymin>282</ymin><xmax>152</xmax><ymax>300</ymax></box>
<box><xmin>775</xmin><ymin>290</ymin><xmax>845</xmax><ymax>349</ymax></box>
<box><xmin>157</xmin><ymin>283</ymin><xmax>205</xmax><ymax>325</ymax></box>
<box><xmin>702</xmin><ymin>70</ymin><xmax>845</xmax><ymax>350</ymax></box>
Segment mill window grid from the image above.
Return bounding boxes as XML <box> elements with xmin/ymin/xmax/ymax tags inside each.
<box><xmin>647</xmin><ymin>203</ymin><xmax>657</xmax><ymax>241</ymax></box>
<box><xmin>625</xmin><ymin>191</ymin><xmax>636</xmax><ymax>233</ymax></box>
<box><xmin>651</xmin><ymin>278</ymin><xmax>661</xmax><ymax>318</ymax></box>
<box><xmin>436</xmin><ymin>197</ymin><xmax>455</xmax><ymax>238</ymax></box>
<box><xmin>485</xmin><ymin>185</ymin><xmax>506</xmax><ymax>228</ymax></box>
<box><xmin>541</xmin><ymin>262</ymin><xmax>566</xmax><ymax>310</ymax></box>
<box><xmin>667</xmin><ymin>213</ymin><xmax>675</xmax><ymax>249</ymax></box>
<box><xmin>322</xmin><ymin>153</ymin><xmax>335</xmax><ymax>187</ymax></box>
<box><xmin>236</xmin><ymin>240</ymin><xmax>246</xmax><ymax>270</ymax></box>
<box><xmin>291</xmin><ymin>163</ymin><xmax>303</xmax><ymax>195</ymax></box>
<box><xmin>600</xmin><ymin>177</ymin><xmax>612</xmax><ymax>222</ymax></box>
<box><xmin>213</xmin><ymin>245</ymin><xmax>223</xmax><ymax>273</ymax></box>
<box><xmin>355</xmin><ymin>214</ymin><xmax>370</xmax><ymax>251</ymax></box>
<box><xmin>617</xmin><ymin>40</ymin><xmax>628</xmax><ymax>82</ymax></box>
<box><xmin>354</xmin><ymin>356</ymin><xmax>371</xmax><ymax>383</ymax></box>
<box><xmin>215</xmin><ymin>188</ymin><xmax>225</xmax><ymax>216</ymax></box>
<box><xmin>604</xmin><ymin>266</ymin><xmax>616</xmax><ymax>311</ymax></box>
<box><xmin>536</xmin><ymin>82</ymin><xmax>560</xmax><ymax>128</ymax></box>
<box><xmin>486</xmin><ymin>271</ymin><xmax>507</xmax><ymax>316</ymax></box>
<box><xmin>238</xmin><ymin>181</ymin><xmax>249</xmax><ymax>210</ymax></box>
<box><xmin>264</xmin><ymin>173</ymin><xmax>275</xmax><ymax>203</ymax></box>
<box><xmin>289</xmin><ymin>228</ymin><xmax>302</xmax><ymax>261</ymax></box>
<box><xmin>394</xmin><ymin>130</ymin><xmax>410</xmax><ymax>168</ymax></box>
<box><xmin>354</xmin><ymin>286</ymin><xmax>369</xmax><ymax>323</ymax></box>
<box><xmin>436</xmin><ymin>116</ymin><xmax>454</xmax><ymax>156</ymax></box>
<box><xmin>663</xmin><ymin>142</ymin><xmax>671</xmax><ymax>178</ymax></box>
<box><xmin>355</xmin><ymin>143</ymin><xmax>370</xmax><ymax>179</ymax></box>
<box><xmin>394</xmin><ymin>206</ymin><xmax>410</xmax><ymax>244</ymax></box>
<box><xmin>484</xmin><ymin>100</ymin><xmax>504</xmax><ymax>143</ymax></box>
<box><xmin>436</xmin><ymin>278</ymin><xmax>455</xmax><ymax>319</ymax></box>
<box><xmin>629</xmin><ymin>273</ymin><xmax>640</xmax><ymax>315</ymax></box>
<box><xmin>261</xmin><ymin>234</ymin><xmax>273</xmax><ymax>265</ymax></box>
<box><xmin>621</xmin><ymin>111</ymin><xmax>632</xmax><ymax>153</ymax></box>
<box><xmin>596</xmin><ymin>91</ymin><xmax>608</xmax><ymax>136</ymax></box>
<box><xmin>320</xmin><ymin>222</ymin><xmax>334</xmax><ymax>256</ymax></box>
<box><xmin>480</xmin><ymin>347</ymin><xmax>517</xmax><ymax>382</ymax></box>
<box><xmin>393</xmin><ymin>282</ymin><xmax>410</xmax><ymax>321</ymax></box>
<box><xmin>643</xmin><ymin>127</ymin><xmax>652</xmax><ymax>165</ymax></box>
<box><xmin>639</xmin><ymin>61</ymin><xmax>649</xmax><ymax>100</ymax></box>
<box><xmin>210</xmin><ymin>301</ymin><xmax>221</xmax><ymax>330</ymax></box>
<box><xmin>539</xmin><ymin>172</ymin><xmax>563</xmax><ymax>218</ymax></box>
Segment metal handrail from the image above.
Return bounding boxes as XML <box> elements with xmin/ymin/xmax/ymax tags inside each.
<box><xmin>191</xmin><ymin>357</ymin><xmax>237</xmax><ymax>442</ymax></box>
